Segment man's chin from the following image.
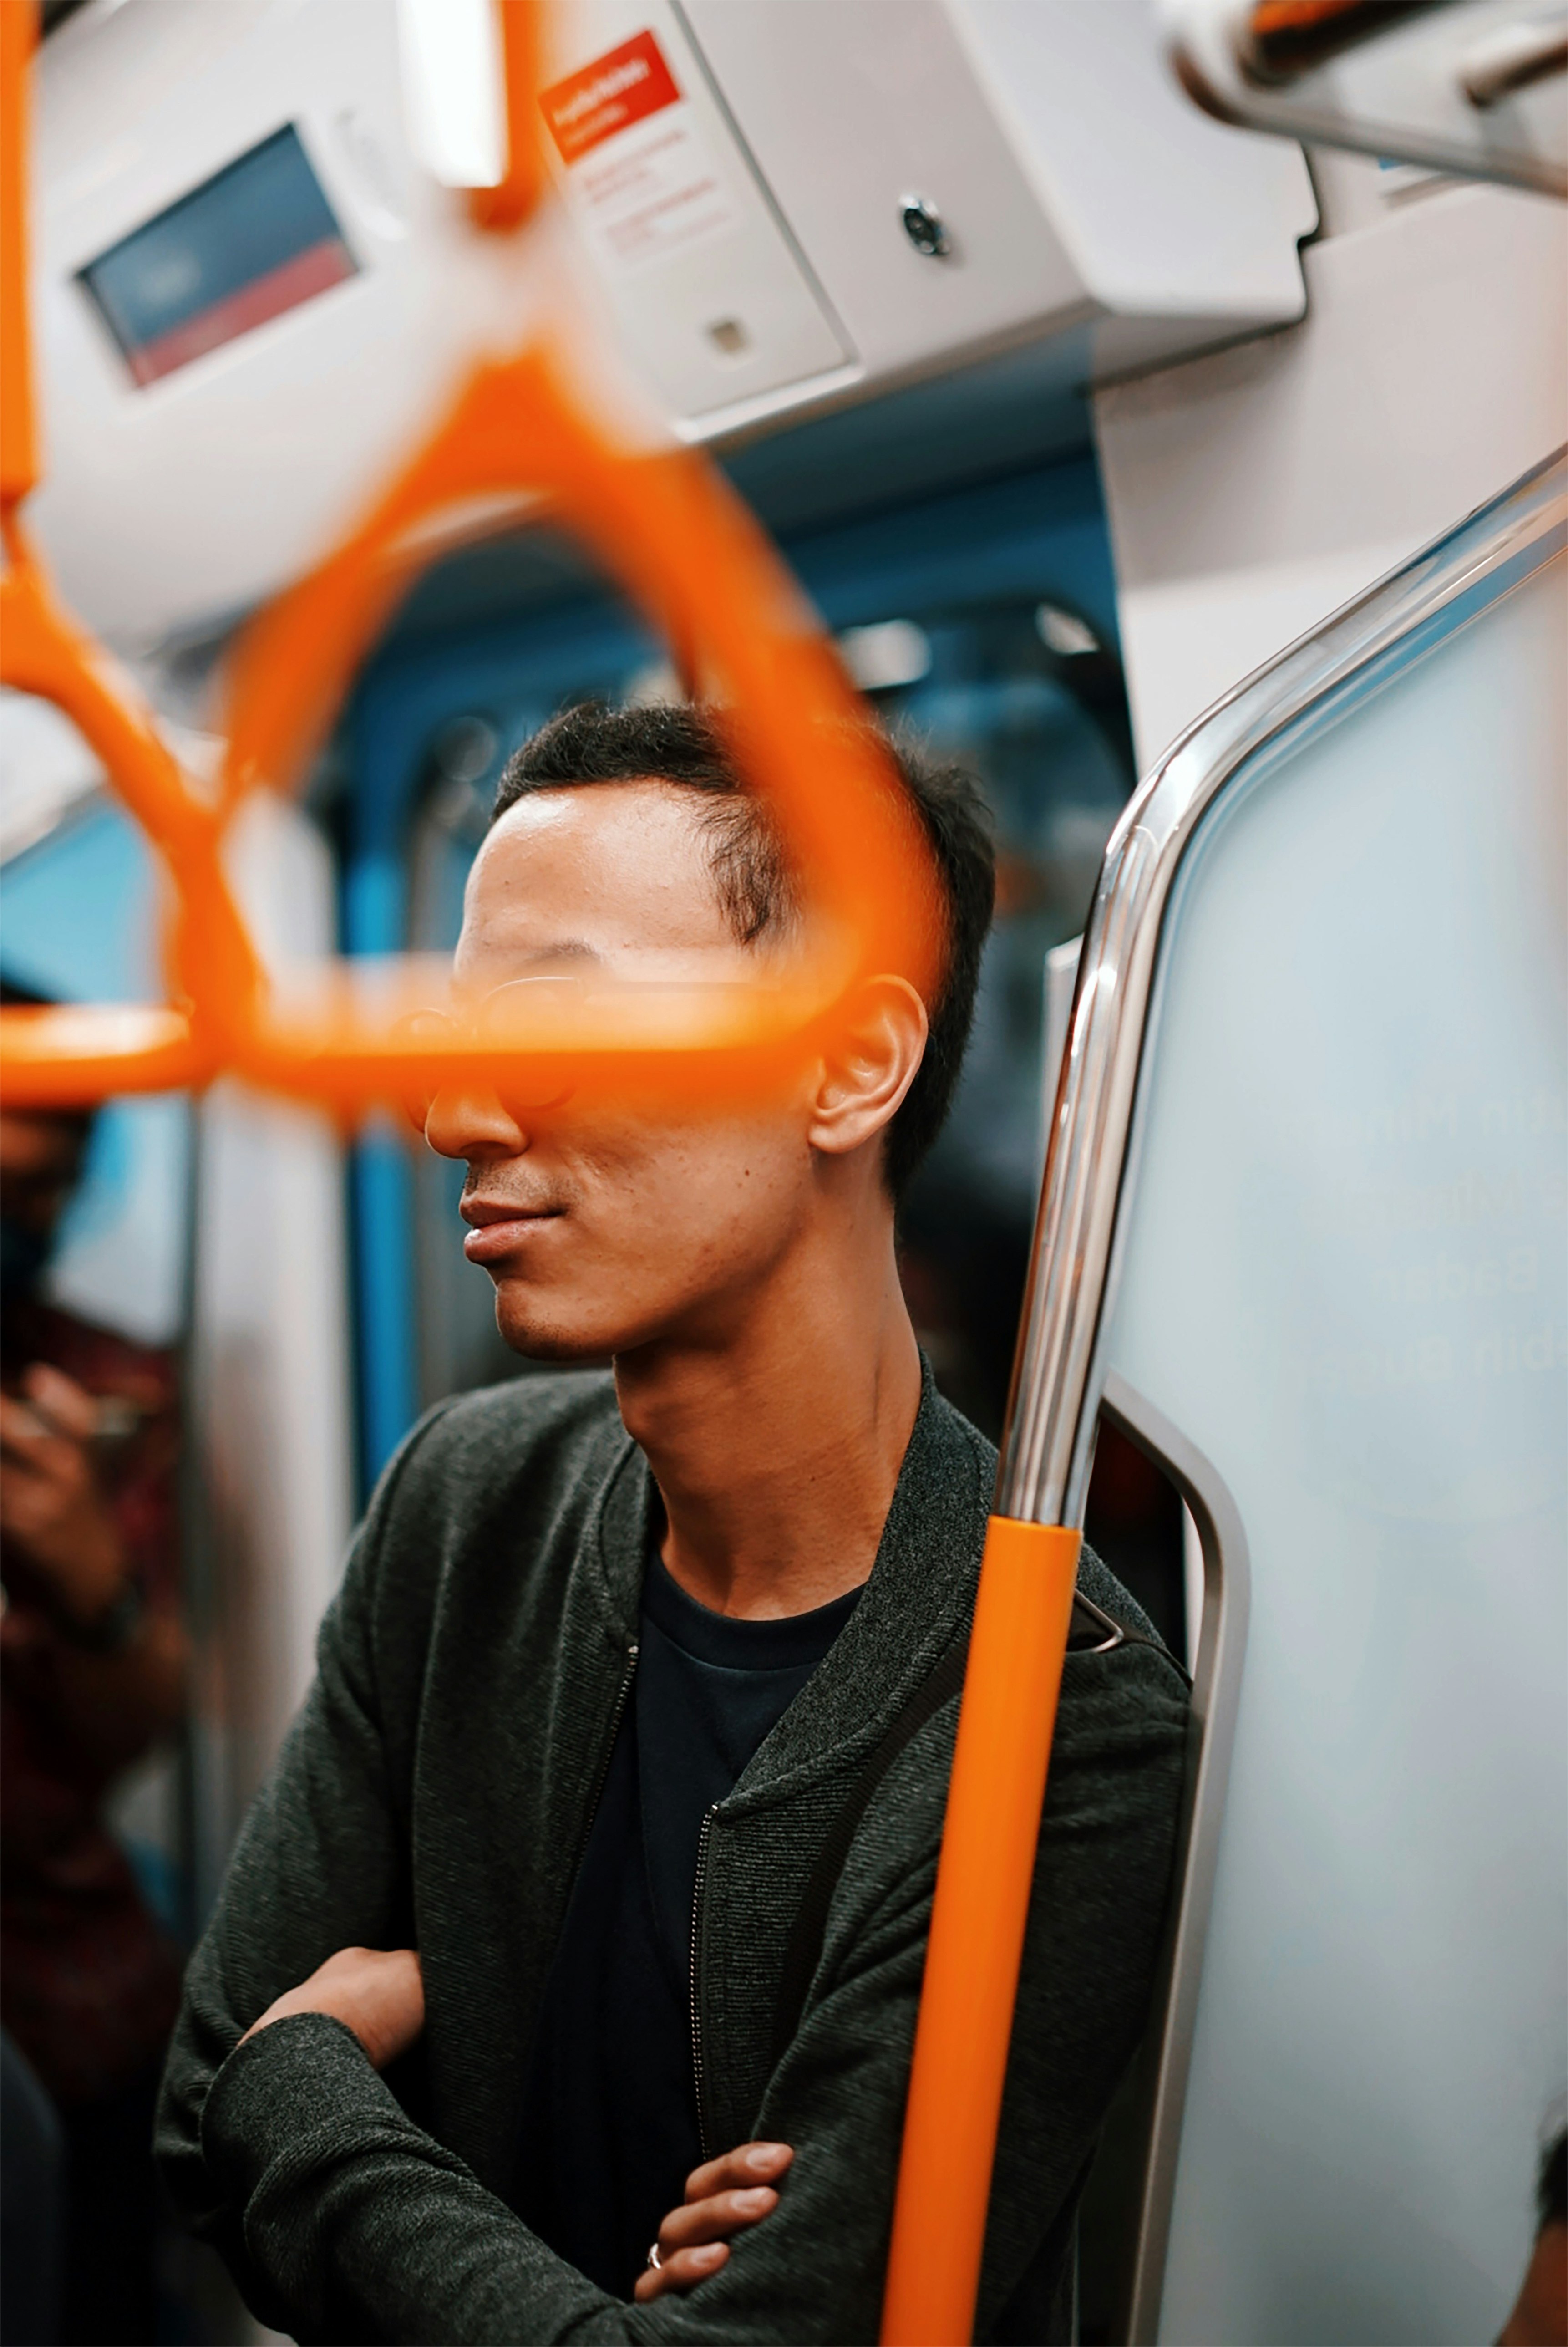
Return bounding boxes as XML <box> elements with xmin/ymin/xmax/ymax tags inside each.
<box><xmin>493</xmin><ymin>1289</ymin><xmax>617</xmax><ymax>1365</ymax></box>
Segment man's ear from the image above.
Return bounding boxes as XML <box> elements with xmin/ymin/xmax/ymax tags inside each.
<box><xmin>806</xmin><ymin>976</ymin><xmax>928</xmax><ymax>1161</ymax></box>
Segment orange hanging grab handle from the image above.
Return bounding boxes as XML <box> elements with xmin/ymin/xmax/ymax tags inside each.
<box><xmin>217</xmin><ymin>337</ymin><xmax>940</xmax><ymax>1011</ymax></box>
<box><xmin>0</xmin><ymin>1</ymin><xmax>939</xmax><ymax>1115</ymax></box>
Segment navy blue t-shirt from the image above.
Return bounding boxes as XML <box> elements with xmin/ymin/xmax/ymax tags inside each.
<box><xmin>511</xmin><ymin>1549</ymin><xmax>861</xmax><ymax>2298</ymax></box>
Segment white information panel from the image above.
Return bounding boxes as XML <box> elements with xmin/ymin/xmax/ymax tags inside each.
<box><xmin>1100</xmin><ymin>554</ymin><xmax>1567</xmax><ymax>2343</ymax></box>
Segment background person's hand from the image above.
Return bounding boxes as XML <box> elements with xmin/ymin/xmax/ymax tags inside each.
<box><xmin>633</xmin><ymin>2141</ymin><xmax>793</xmax><ymax>2303</ymax></box>
<box><xmin>239</xmin><ymin>1947</ymin><xmax>425</xmax><ymax>2072</ymax></box>
<box><xmin>0</xmin><ymin>1364</ymin><xmax>126</xmax><ymax>1620</ymax></box>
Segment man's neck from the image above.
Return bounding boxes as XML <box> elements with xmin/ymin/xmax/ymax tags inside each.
<box><xmin>612</xmin><ymin>1212</ymin><xmax>921</xmax><ymax>1622</ymax></box>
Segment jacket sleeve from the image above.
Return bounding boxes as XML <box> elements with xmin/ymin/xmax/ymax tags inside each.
<box><xmin>154</xmin><ymin>1410</ymin><xmax>454</xmax><ymax>2336</ymax></box>
<box><xmin>171</xmin><ymin>1644</ymin><xmax>1187</xmax><ymax>2347</ymax></box>
<box><xmin>179</xmin><ymin>1832</ymin><xmax>938</xmax><ymax>2347</ymax></box>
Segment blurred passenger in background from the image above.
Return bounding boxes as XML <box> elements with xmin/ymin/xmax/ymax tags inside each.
<box><xmin>0</xmin><ymin>979</ymin><xmax>187</xmax><ymax>2347</ymax></box>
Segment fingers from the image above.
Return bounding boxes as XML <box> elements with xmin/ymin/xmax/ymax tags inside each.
<box><xmin>0</xmin><ymin>1389</ymin><xmax>90</xmax><ymax>1485</ymax></box>
<box><xmin>1</xmin><ymin>1370</ymin><xmax>110</xmax><ymax>1471</ymax></box>
<box><xmin>657</xmin><ymin>2184</ymin><xmax>779</xmax><ymax>2254</ymax></box>
<box><xmin>0</xmin><ymin>1399</ymin><xmax>81</xmax><ymax>1530</ymax></box>
<box><xmin>632</xmin><ymin>2143</ymin><xmax>795</xmax><ymax>2301</ymax></box>
<box><xmin>682</xmin><ymin>2141</ymin><xmax>793</xmax><ymax>2203</ymax></box>
<box><xmin>0</xmin><ymin>1390</ymin><xmax>60</xmax><ymax>1463</ymax></box>
<box><xmin>633</xmin><ymin>2242</ymin><xmax>729</xmax><ymax>2303</ymax></box>
<box><xmin>23</xmin><ymin>1365</ymin><xmax>100</xmax><ymax>1439</ymax></box>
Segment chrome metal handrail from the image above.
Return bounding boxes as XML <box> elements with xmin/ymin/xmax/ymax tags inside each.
<box><xmin>996</xmin><ymin>443</ymin><xmax>1568</xmax><ymax>1529</ymax></box>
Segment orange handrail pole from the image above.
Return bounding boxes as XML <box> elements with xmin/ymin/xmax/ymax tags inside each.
<box><xmin>0</xmin><ymin>0</ymin><xmax>38</xmax><ymax>506</ymax></box>
<box><xmin>880</xmin><ymin>1517</ymin><xmax>1081</xmax><ymax>2347</ymax></box>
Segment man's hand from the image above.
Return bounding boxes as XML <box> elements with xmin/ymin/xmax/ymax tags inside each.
<box><xmin>0</xmin><ymin>1365</ymin><xmax>126</xmax><ymax>1620</ymax></box>
<box><xmin>633</xmin><ymin>2141</ymin><xmax>793</xmax><ymax>2303</ymax></box>
<box><xmin>240</xmin><ymin>1948</ymin><xmax>426</xmax><ymax>2072</ymax></box>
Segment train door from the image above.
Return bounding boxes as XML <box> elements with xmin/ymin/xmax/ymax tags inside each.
<box><xmin>1071</xmin><ymin>73</ymin><xmax>1567</xmax><ymax>2347</ymax></box>
<box><xmin>1067</xmin><ymin>453</ymin><xmax>1566</xmax><ymax>2347</ymax></box>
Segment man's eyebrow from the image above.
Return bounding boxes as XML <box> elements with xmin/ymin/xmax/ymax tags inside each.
<box><xmin>522</xmin><ymin>940</ymin><xmax>603</xmax><ymax>967</ymax></box>
<box><xmin>453</xmin><ymin>940</ymin><xmax>604</xmax><ymax>1003</ymax></box>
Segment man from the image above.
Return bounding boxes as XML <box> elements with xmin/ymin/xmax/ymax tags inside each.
<box><xmin>157</xmin><ymin>705</ymin><xmax>1189</xmax><ymax>2343</ymax></box>
<box><xmin>1</xmin><ymin>988</ymin><xmax>187</xmax><ymax>2345</ymax></box>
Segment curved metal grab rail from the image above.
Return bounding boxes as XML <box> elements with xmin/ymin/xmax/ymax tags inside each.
<box><xmin>1002</xmin><ymin>441</ymin><xmax>1568</xmax><ymax>1531</ymax></box>
<box><xmin>883</xmin><ymin>445</ymin><xmax>1567</xmax><ymax>2344</ymax></box>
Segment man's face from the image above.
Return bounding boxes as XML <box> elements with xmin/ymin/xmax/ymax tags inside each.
<box><xmin>427</xmin><ymin>782</ymin><xmax>819</xmax><ymax>1362</ymax></box>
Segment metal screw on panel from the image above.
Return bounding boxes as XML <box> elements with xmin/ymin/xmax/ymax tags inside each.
<box><xmin>899</xmin><ymin>194</ymin><xmax>949</xmax><ymax>258</ymax></box>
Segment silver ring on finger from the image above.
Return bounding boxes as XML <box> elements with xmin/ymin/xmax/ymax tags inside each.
<box><xmin>646</xmin><ymin>2241</ymin><xmax>663</xmax><ymax>2271</ymax></box>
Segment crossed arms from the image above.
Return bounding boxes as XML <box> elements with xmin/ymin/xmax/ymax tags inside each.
<box><xmin>156</xmin><ymin>1554</ymin><xmax>969</xmax><ymax>2344</ymax></box>
<box><xmin>155</xmin><ymin>1490</ymin><xmax>1185</xmax><ymax>2343</ymax></box>
<box><xmin>240</xmin><ymin>1945</ymin><xmax>792</xmax><ymax>2306</ymax></box>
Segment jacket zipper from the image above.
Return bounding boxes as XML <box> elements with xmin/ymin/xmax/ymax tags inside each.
<box><xmin>585</xmin><ymin>1641</ymin><xmax>639</xmax><ymax>1839</ymax></box>
<box><xmin>690</xmin><ymin>1801</ymin><xmax>719</xmax><ymax>2161</ymax></box>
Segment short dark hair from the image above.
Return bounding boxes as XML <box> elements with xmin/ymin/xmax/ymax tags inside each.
<box><xmin>491</xmin><ymin>702</ymin><xmax>995</xmax><ymax>1196</ymax></box>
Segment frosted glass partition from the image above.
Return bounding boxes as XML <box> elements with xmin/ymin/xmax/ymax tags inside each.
<box><xmin>1101</xmin><ymin>550</ymin><xmax>1566</xmax><ymax>2343</ymax></box>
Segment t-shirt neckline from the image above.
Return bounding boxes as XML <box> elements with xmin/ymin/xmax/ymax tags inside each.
<box><xmin>641</xmin><ymin>1543</ymin><xmax>864</xmax><ymax>1674</ymax></box>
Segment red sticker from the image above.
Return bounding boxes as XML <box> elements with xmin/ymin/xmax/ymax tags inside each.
<box><xmin>540</xmin><ymin>30</ymin><xmax>682</xmax><ymax>167</ymax></box>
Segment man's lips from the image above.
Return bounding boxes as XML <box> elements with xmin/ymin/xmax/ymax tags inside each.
<box><xmin>461</xmin><ymin>1196</ymin><xmax>566</xmax><ymax>1263</ymax></box>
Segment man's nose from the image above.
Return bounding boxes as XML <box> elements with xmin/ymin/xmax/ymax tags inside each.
<box><xmin>423</xmin><ymin>1085</ymin><xmax>530</xmax><ymax>1163</ymax></box>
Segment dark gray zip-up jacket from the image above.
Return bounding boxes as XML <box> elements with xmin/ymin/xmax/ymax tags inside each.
<box><xmin>157</xmin><ymin>1365</ymin><xmax>1188</xmax><ymax>2345</ymax></box>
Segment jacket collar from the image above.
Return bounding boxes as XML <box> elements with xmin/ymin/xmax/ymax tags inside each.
<box><xmin>586</xmin><ymin>1356</ymin><xmax>995</xmax><ymax>1803</ymax></box>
